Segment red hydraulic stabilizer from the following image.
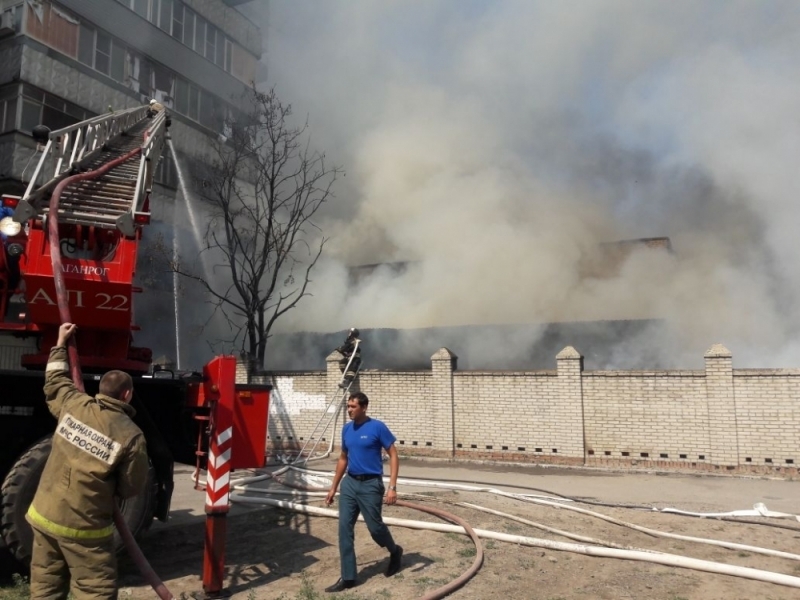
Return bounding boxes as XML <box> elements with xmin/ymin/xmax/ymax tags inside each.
<box><xmin>184</xmin><ymin>355</ymin><xmax>270</xmax><ymax>597</ymax></box>
<box><xmin>5</xmin><ymin>106</ymin><xmax>168</xmax><ymax>372</ymax></box>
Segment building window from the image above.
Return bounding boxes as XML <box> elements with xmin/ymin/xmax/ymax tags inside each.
<box><xmin>20</xmin><ymin>100</ymin><xmax>40</xmax><ymax>133</ymax></box>
<box><xmin>0</xmin><ymin>85</ymin><xmax>18</xmax><ymax>133</ymax></box>
<box><xmin>215</xmin><ymin>33</ymin><xmax>225</xmax><ymax>68</ymax></box>
<box><xmin>111</xmin><ymin>42</ymin><xmax>126</xmax><ymax>82</ymax></box>
<box><xmin>0</xmin><ymin>89</ymin><xmax>17</xmax><ymax>134</ymax></box>
<box><xmin>158</xmin><ymin>0</ymin><xmax>172</xmax><ymax>33</ymax></box>
<box><xmin>194</xmin><ymin>15</ymin><xmax>206</xmax><ymax>55</ymax></box>
<box><xmin>133</xmin><ymin>0</ymin><xmax>148</xmax><ymax>19</ymax></box>
<box><xmin>187</xmin><ymin>85</ymin><xmax>199</xmax><ymax>121</ymax></box>
<box><xmin>1</xmin><ymin>4</ymin><xmax>23</xmax><ymax>34</ymax></box>
<box><xmin>17</xmin><ymin>86</ymin><xmax>93</xmax><ymax>134</ymax></box>
<box><xmin>85</xmin><ymin>0</ymin><xmax>255</xmax><ymax>84</ymax></box>
<box><xmin>116</xmin><ymin>0</ymin><xmax>149</xmax><ymax>20</ymax></box>
<box><xmin>1</xmin><ymin>99</ymin><xmax>17</xmax><ymax>133</ymax></box>
<box><xmin>78</xmin><ymin>23</ymin><xmax>94</xmax><ymax>66</ymax></box>
<box><xmin>199</xmin><ymin>90</ymin><xmax>215</xmax><ymax>129</ymax></box>
<box><xmin>205</xmin><ymin>24</ymin><xmax>216</xmax><ymax>62</ymax></box>
<box><xmin>172</xmin><ymin>1</ymin><xmax>184</xmax><ymax>42</ymax></box>
<box><xmin>174</xmin><ymin>78</ymin><xmax>230</xmax><ymax>133</ymax></box>
<box><xmin>78</xmin><ymin>25</ymin><xmax>126</xmax><ymax>82</ymax></box>
<box><xmin>139</xmin><ymin>59</ymin><xmax>154</xmax><ymax>99</ymax></box>
<box><xmin>183</xmin><ymin>7</ymin><xmax>195</xmax><ymax>50</ymax></box>
<box><xmin>95</xmin><ymin>32</ymin><xmax>111</xmax><ymax>75</ymax></box>
<box><xmin>224</xmin><ymin>38</ymin><xmax>232</xmax><ymax>73</ymax></box>
<box><xmin>175</xmin><ymin>78</ymin><xmax>188</xmax><ymax>114</ymax></box>
<box><xmin>153</xmin><ymin>64</ymin><xmax>174</xmax><ymax>106</ymax></box>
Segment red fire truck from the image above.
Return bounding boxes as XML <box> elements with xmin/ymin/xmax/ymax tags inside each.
<box><xmin>0</xmin><ymin>106</ymin><xmax>269</xmax><ymax>588</ymax></box>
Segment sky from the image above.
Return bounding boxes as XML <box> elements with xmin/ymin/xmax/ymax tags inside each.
<box><xmin>229</xmin><ymin>0</ymin><xmax>800</xmax><ymax>369</ymax></box>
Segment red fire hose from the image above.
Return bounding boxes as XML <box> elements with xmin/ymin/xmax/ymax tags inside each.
<box><xmin>48</xmin><ymin>147</ymin><xmax>175</xmax><ymax>600</ymax></box>
<box><xmin>395</xmin><ymin>500</ymin><xmax>484</xmax><ymax>600</ymax></box>
<box><xmin>263</xmin><ymin>473</ymin><xmax>484</xmax><ymax>599</ymax></box>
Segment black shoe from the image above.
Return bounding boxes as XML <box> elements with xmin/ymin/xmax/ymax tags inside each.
<box><xmin>338</xmin><ymin>381</ymin><xmax>349</xmax><ymax>390</ymax></box>
<box><xmin>325</xmin><ymin>578</ymin><xmax>356</xmax><ymax>593</ymax></box>
<box><xmin>385</xmin><ymin>545</ymin><xmax>403</xmax><ymax>577</ymax></box>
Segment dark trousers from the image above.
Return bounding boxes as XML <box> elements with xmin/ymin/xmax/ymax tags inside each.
<box><xmin>339</xmin><ymin>357</ymin><xmax>361</xmax><ymax>380</ymax></box>
<box><xmin>338</xmin><ymin>475</ymin><xmax>396</xmax><ymax>581</ymax></box>
<box><xmin>29</xmin><ymin>526</ymin><xmax>117</xmax><ymax>599</ymax></box>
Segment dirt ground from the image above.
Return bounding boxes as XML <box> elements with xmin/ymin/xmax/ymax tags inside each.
<box><xmin>113</xmin><ymin>461</ymin><xmax>800</xmax><ymax>600</ymax></box>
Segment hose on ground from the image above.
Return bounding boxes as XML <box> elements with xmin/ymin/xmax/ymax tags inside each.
<box><xmin>230</xmin><ymin>494</ymin><xmax>800</xmax><ymax>589</ymax></box>
<box><xmin>232</xmin><ymin>465</ymin><xmax>800</xmax><ymax>591</ymax></box>
<box><xmin>48</xmin><ymin>144</ymin><xmax>174</xmax><ymax>600</ymax></box>
<box><xmin>383</xmin><ymin>472</ymin><xmax>800</xmax><ymax>530</ymax></box>
<box><xmin>229</xmin><ymin>471</ymin><xmax>484</xmax><ymax>599</ymax></box>
<box><xmin>396</xmin><ymin>500</ymin><xmax>483</xmax><ymax>600</ymax></box>
<box><xmin>507</xmin><ymin>492</ymin><xmax>800</xmax><ymax>562</ymax></box>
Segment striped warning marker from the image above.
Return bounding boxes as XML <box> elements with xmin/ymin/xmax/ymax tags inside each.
<box><xmin>206</xmin><ymin>425</ymin><xmax>233</xmax><ymax>510</ymax></box>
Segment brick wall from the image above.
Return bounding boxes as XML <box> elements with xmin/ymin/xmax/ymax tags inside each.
<box><xmin>734</xmin><ymin>369</ymin><xmax>800</xmax><ymax>469</ymax></box>
<box><xmin>249</xmin><ymin>344</ymin><xmax>800</xmax><ymax>476</ymax></box>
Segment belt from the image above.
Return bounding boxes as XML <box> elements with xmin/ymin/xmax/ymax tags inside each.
<box><xmin>348</xmin><ymin>473</ymin><xmax>381</xmax><ymax>481</ymax></box>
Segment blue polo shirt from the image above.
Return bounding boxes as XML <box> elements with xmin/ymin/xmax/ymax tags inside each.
<box><xmin>342</xmin><ymin>417</ymin><xmax>396</xmax><ymax>476</ymax></box>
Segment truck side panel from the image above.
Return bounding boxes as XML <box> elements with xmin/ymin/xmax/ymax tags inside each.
<box><xmin>0</xmin><ymin>371</ymin><xmax>201</xmax><ymax>483</ymax></box>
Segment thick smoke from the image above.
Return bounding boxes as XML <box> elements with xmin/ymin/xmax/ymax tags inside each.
<box><xmin>236</xmin><ymin>1</ymin><xmax>800</xmax><ymax>370</ymax></box>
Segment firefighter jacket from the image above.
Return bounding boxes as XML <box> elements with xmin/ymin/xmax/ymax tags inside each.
<box><xmin>336</xmin><ymin>337</ymin><xmax>361</xmax><ymax>360</ymax></box>
<box><xmin>26</xmin><ymin>346</ymin><xmax>149</xmax><ymax>540</ymax></box>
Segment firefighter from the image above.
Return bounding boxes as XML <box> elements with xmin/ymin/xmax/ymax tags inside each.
<box><xmin>147</xmin><ymin>98</ymin><xmax>164</xmax><ymax>117</ymax></box>
<box><xmin>336</xmin><ymin>327</ymin><xmax>362</xmax><ymax>389</ymax></box>
<box><xmin>26</xmin><ymin>322</ymin><xmax>149</xmax><ymax>600</ymax></box>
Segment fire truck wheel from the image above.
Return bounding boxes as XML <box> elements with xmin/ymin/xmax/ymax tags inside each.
<box><xmin>0</xmin><ymin>436</ymin><xmax>51</xmax><ymax>565</ymax></box>
<box><xmin>0</xmin><ymin>435</ymin><xmax>157</xmax><ymax>565</ymax></box>
<box><xmin>114</xmin><ymin>465</ymin><xmax>157</xmax><ymax>551</ymax></box>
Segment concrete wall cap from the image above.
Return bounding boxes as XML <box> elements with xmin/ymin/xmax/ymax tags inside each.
<box><xmin>326</xmin><ymin>350</ymin><xmax>344</xmax><ymax>361</ymax></box>
<box><xmin>431</xmin><ymin>347</ymin><xmax>458</xmax><ymax>360</ymax></box>
<box><xmin>556</xmin><ymin>346</ymin><xmax>582</xmax><ymax>360</ymax></box>
<box><xmin>705</xmin><ymin>344</ymin><xmax>732</xmax><ymax>358</ymax></box>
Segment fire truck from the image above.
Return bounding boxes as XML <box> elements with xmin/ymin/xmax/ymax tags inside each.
<box><xmin>0</xmin><ymin>106</ymin><xmax>269</xmax><ymax>584</ymax></box>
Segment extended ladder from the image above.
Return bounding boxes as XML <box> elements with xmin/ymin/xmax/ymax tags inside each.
<box><xmin>15</xmin><ymin>106</ymin><xmax>168</xmax><ymax>236</ymax></box>
<box><xmin>293</xmin><ymin>339</ymin><xmax>362</xmax><ymax>466</ymax></box>
<box><xmin>9</xmin><ymin>105</ymin><xmax>170</xmax><ymax>372</ymax></box>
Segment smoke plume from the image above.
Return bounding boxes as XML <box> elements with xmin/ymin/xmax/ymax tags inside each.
<box><xmin>231</xmin><ymin>1</ymin><xmax>800</xmax><ymax>370</ymax></box>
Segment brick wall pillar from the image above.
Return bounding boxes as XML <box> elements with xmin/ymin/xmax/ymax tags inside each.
<box><xmin>326</xmin><ymin>350</ymin><xmax>345</xmax><ymax>391</ymax></box>
<box><xmin>431</xmin><ymin>348</ymin><xmax>457</xmax><ymax>456</ymax></box>
<box><xmin>705</xmin><ymin>344</ymin><xmax>739</xmax><ymax>467</ymax></box>
<box><xmin>556</xmin><ymin>346</ymin><xmax>586</xmax><ymax>461</ymax></box>
<box><xmin>235</xmin><ymin>352</ymin><xmax>251</xmax><ymax>384</ymax></box>
<box><xmin>236</xmin><ymin>352</ymin><xmax>269</xmax><ymax>384</ymax></box>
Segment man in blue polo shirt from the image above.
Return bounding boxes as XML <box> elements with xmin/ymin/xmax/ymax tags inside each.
<box><xmin>324</xmin><ymin>391</ymin><xmax>402</xmax><ymax>592</ymax></box>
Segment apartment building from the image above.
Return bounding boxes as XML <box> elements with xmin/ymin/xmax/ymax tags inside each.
<box><xmin>0</xmin><ymin>0</ymin><xmax>262</xmax><ymax>195</ymax></box>
<box><xmin>0</xmin><ymin>0</ymin><xmax>264</xmax><ymax>368</ymax></box>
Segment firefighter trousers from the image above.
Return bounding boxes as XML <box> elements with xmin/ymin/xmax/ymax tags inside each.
<box><xmin>29</xmin><ymin>526</ymin><xmax>117</xmax><ymax>600</ymax></box>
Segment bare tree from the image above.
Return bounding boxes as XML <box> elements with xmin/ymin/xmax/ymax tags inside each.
<box><xmin>173</xmin><ymin>87</ymin><xmax>341</xmax><ymax>366</ymax></box>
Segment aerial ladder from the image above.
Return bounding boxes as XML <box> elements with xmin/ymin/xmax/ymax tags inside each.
<box><xmin>6</xmin><ymin>104</ymin><xmax>168</xmax><ymax>372</ymax></box>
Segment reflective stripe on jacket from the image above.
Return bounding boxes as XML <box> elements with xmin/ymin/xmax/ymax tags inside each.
<box><xmin>26</xmin><ymin>346</ymin><xmax>149</xmax><ymax>539</ymax></box>
<box><xmin>27</xmin><ymin>504</ymin><xmax>114</xmax><ymax>539</ymax></box>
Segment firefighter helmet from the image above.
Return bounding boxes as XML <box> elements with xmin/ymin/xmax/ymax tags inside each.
<box><xmin>348</xmin><ymin>328</ymin><xmax>359</xmax><ymax>338</ymax></box>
